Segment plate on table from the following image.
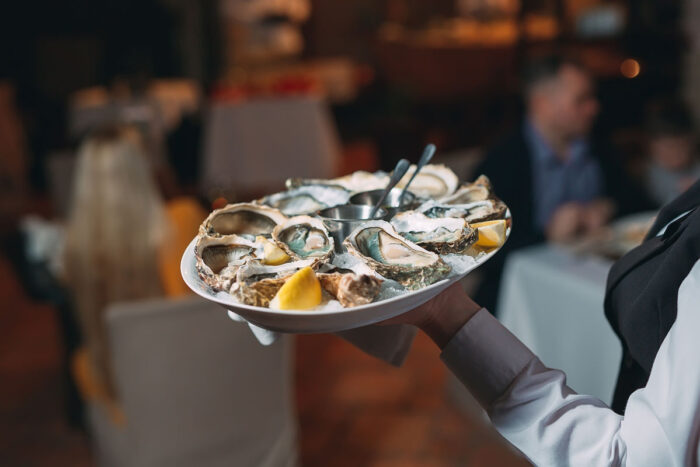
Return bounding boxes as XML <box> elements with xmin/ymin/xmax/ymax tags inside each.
<box><xmin>180</xmin><ymin>211</ymin><xmax>510</xmax><ymax>334</ymax></box>
<box><xmin>570</xmin><ymin>210</ymin><xmax>657</xmax><ymax>260</ymax></box>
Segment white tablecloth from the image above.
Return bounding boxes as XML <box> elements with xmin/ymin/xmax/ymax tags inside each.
<box><xmin>497</xmin><ymin>245</ymin><xmax>622</xmax><ymax>405</ymax></box>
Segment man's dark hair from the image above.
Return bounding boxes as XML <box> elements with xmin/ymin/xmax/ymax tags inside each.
<box><xmin>521</xmin><ymin>54</ymin><xmax>587</xmax><ymax>96</ymax></box>
<box><xmin>645</xmin><ymin>98</ymin><xmax>695</xmax><ymax>138</ymax></box>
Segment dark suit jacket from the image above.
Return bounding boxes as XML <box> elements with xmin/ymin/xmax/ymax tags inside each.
<box><xmin>472</xmin><ymin>126</ymin><xmax>653</xmax><ymax>312</ymax></box>
<box><xmin>605</xmin><ymin>180</ymin><xmax>700</xmax><ymax>413</ymax></box>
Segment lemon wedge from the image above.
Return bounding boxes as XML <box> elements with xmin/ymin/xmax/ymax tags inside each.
<box><xmin>256</xmin><ymin>236</ymin><xmax>290</xmax><ymax>265</ymax></box>
<box><xmin>472</xmin><ymin>219</ymin><xmax>507</xmax><ymax>248</ymax></box>
<box><xmin>269</xmin><ymin>267</ymin><xmax>322</xmax><ymax>310</ymax></box>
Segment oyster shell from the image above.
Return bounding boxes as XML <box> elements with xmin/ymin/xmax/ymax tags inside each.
<box><xmin>286</xmin><ymin>171</ymin><xmax>389</xmax><ymax>193</ymax></box>
<box><xmin>272</xmin><ymin>215</ymin><xmax>334</xmax><ymax>262</ymax></box>
<box><xmin>259</xmin><ymin>185</ymin><xmax>351</xmax><ymax>216</ymax></box>
<box><xmin>234</xmin><ymin>258</ymin><xmax>317</xmax><ymax>307</ymax></box>
<box><xmin>194</xmin><ymin>235</ymin><xmax>257</xmax><ymax>291</ymax></box>
<box><xmin>200</xmin><ymin>203</ymin><xmax>287</xmax><ymax>239</ymax></box>
<box><xmin>396</xmin><ymin>164</ymin><xmax>459</xmax><ymax>199</ymax></box>
<box><xmin>343</xmin><ymin>220</ymin><xmax>451</xmax><ymax>290</ymax></box>
<box><xmin>439</xmin><ymin>174</ymin><xmax>493</xmax><ymax>204</ymax></box>
<box><xmin>316</xmin><ymin>264</ymin><xmax>383</xmax><ymax>307</ymax></box>
<box><xmin>420</xmin><ymin>199</ymin><xmax>507</xmax><ymax>224</ymax></box>
<box><xmin>391</xmin><ymin>211</ymin><xmax>477</xmax><ymax>254</ymax></box>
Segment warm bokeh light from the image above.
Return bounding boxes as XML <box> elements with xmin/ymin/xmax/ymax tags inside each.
<box><xmin>212</xmin><ymin>196</ymin><xmax>229</xmax><ymax>210</ymax></box>
<box><xmin>621</xmin><ymin>58</ymin><xmax>641</xmax><ymax>78</ymax></box>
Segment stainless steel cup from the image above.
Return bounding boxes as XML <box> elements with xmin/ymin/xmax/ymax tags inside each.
<box><xmin>349</xmin><ymin>188</ymin><xmax>416</xmax><ymax>219</ymax></box>
<box><xmin>317</xmin><ymin>204</ymin><xmax>388</xmax><ymax>253</ymax></box>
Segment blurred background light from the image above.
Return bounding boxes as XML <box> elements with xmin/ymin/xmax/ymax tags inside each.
<box><xmin>621</xmin><ymin>58</ymin><xmax>641</xmax><ymax>79</ymax></box>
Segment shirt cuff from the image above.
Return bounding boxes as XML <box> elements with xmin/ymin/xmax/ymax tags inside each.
<box><xmin>440</xmin><ymin>308</ymin><xmax>536</xmax><ymax>407</ymax></box>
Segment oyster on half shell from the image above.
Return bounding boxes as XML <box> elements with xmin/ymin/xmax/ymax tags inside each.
<box><xmin>343</xmin><ymin>220</ymin><xmax>451</xmax><ymax>290</ymax></box>
<box><xmin>200</xmin><ymin>203</ymin><xmax>287</xmax><ymax>239</ymax></box>
<box><xmin>420</xmin><ymin>199</ymin><xmax>507</xmax><ymax>224</ymax></box>
<box><xmin>272</xmin><ymin>215</ymin><xmax>334</xmax><ymax>262</ymax></box>
<box><xmin>391</xmin><ymin>211</ymin><xmax>477</xmax><ymax>254</ymax></box>
<box><xmin>286</xmin><ymin>171</ymin><xmax>389</xmax><ymax>193</ymax></box>
<box><xmin>259</xmin><ymin>185</ymin><xmax>351</xmax><ymax>216</ymax></box>
<box><xmin>194</xmin><ymin>234</ymin><xmax>258</xmax><ymax>291</ymax></box>
<box><xmin>396</xmin><ymin>164</ymin><xmax>459</xmax><ymax>199</ymax></box>
<box><xmin>234</xmin><ymin>258</ymin><xmax>317</xmax><ymax>307</ymax></box>
<box><xmin>439</xmin><ymin>174</ymin><xmax>493</xmax><ymax>205</ymax></box>
<box><xmin>316</xmin><ymin>264</ymin><xmax>383</xmax><ymax>308</ymax></box>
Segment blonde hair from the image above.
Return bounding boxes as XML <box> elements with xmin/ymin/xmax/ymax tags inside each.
<box><xmin>65</xmin><ymin>126</ymin><xmax>167</xmax><ymax>398</ymax></box>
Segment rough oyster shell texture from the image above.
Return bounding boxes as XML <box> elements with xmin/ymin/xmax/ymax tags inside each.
<box><xmin>192</xmin><ymin>171</ymin><xmax>508</xmax><ymax>310</ymax></box>
<box><xmin>272</xmin><ymin>215</ymin><xmax>334</xmax><ymax>262</ymax></box>
<box><xmin>194</xmin><ymin>234</ymin><xmax>257</xmax><ymax>291</ymax></box>
<box><xmin>200</xmin><ymin>203</ymin><xmax>287</xmax><ymax>238</ymax></box>
<box><xmin>287</xmin><ymin>164</ymin><xmax>460</xmax><ymax>200</ymax></box>
<box><xmin>439</xmin><ymin>175</ymin><xmax>493</xmax><ymax>204</ymax></box>
<box><xmin>391</xmin><ymin>211</ymin><xmax>477</xmax><ymax>254</ymax></box>
<box><xmin>316</xmin><ymin>264</ymin><xmax>383</xmax><ymax>307</ymax></box>
<box><xmin>419</xmin><ymin>199</ymin><xmax>507</xmax><ymax>224</ymax></box>
<box><xmin>234</xmin><ymin>259</ymin><xmax>317</xmax><ymax>307</ymax></box>
<box><xmin>286</xmin><ymin>171</ymin><xmax>388</xmax><ymax>193</ymax></box>
<box><xmin>258</xmin><ymin>185</ymin><xmax>351</xmax><ymax>216</ymax></box>
<box><xmin>343</xmin><ymin>220</ymin><xmax>451</xmax><ymax>290</ymax></box>
<box><xmin>396</xmin><ymin>164</ymin><xmax>459</xmax><ymax>199</ymax></box>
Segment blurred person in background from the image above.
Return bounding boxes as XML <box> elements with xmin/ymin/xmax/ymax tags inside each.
<box><xmin>64</xmin><ymin>126</ymin><xmax>205</xmax><ymax>419</ymax></box>
<box><xmin>473</xmin><ymin>54</ymin><xmax>651</xmax><ymax>312</ymax></box>
<box><xmin>644</xmin><ymin>98</ymin><xmax>700</xmax><ymax>207</ymax></box>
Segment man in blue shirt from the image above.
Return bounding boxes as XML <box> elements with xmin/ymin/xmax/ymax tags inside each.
<box><xmin>473</xmin><ymin>55</ymin><xmax>651</xmax><ymax>312</ymax></box>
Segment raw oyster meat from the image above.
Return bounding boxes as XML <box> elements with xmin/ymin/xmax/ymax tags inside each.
<box><xmin>195</xmin><ymin>235</ymin><xmax>257</xmax><ymax>291</ymax></box>
<box><xmin>343</xmin><ymin>220</ymin><xmax>451</xmax><ymax>290</ymax></box>
<box><xmin>234</xmin><ymin>258</ymin><xmax>317</xmax><ymax>307</ymax></box>
<box><xmin>391</xmin><ymin>211</ymin><xmax>477</xmax><ymax>254</ymax></box>
<box><xmin>272</xmin><ymin>215</ymin><xmax>334</xmax><ymax>261</ymax></box>
<box><xmin>316</xmin><ymin>264</ymin><xmax>383</xmax><ymax>307</ymax></box>
<box><xmin>200</xmin><ymin>203</ymin><xmax>287</xmax><ymax>239</ymax></box>
<box><xmin>396</xmin><ymin>164</ymin><xmax>459</xmax><ymax>199</ymax></box>
<box><xmin>286</xmin><ymin>171</ymin><xmax>388</xmax><ymax>193</ymax></box>
<box><xmin>258</xmin><ymin>185</ymin><xmax>351</xmax><ymax>216</ymax></box>
<box><xmin>439</xmin><ymin>174</ymin><xmax>493</xmax><ymax>204</ymax></box>
<box><xmin>419</xmin><ymin>199</ymin><xmax>507</xmax><ymax>224</ymax></box>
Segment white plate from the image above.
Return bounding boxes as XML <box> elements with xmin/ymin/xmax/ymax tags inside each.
<box><xmin>181</xmin><ymin>216</ymin><xmax>509</xmax><ymax>333</ymax></box>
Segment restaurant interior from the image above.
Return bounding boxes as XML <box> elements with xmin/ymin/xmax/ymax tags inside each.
<box><xmin>1</xmin><ymin>0</ymin><xmax>697</xmax><ymax>465</ymax></box>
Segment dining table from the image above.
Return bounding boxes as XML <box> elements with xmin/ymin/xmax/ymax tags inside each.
<box><xmin>496</xmin><ymin>244</ymin><xmax>622</xmax><ymax>405</ymax></box>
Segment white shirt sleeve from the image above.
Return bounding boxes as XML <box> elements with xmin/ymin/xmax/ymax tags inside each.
<box><xmin>441</xmin><ymin>259</ymin><xmax>700</xmax><ymax>466</ymax></box>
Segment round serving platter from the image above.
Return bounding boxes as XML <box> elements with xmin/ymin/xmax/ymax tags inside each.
<box><xmin>180</xmin><ymin>210</ymin><xmax>510</xmax><ymax>334</ymax></box>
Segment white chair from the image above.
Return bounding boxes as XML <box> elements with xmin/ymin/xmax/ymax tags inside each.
<box><xmin>200</xmin><ymin>97</ymin><xmax>341</xmax><ymax>194</ymax></box>
<box><xmin>87</xmin><ymin>296</ymin><xmax>297</xmax><ymax>467</ymax></box>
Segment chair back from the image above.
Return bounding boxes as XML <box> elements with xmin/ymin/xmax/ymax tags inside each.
<box><xmin>200</xmin><ymin>97</ymin><xmax>341</xmax><ymax>196</ymax></box>
<box><xmin>105</xmin><ymin>296</ymin><xmax>297</xmax><ymax>467</ymax></box>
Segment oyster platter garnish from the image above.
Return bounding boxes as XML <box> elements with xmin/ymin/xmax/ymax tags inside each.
<box><xmin>193</xmin><ymin>165</ymin><xmax>510</xmax><ymax>312</ymax></box>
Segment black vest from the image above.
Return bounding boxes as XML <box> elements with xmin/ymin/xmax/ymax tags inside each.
<box><xmin>604</xmin><ymin>180</ymin><xmax>700</xmax><ymax>414</ymax></box>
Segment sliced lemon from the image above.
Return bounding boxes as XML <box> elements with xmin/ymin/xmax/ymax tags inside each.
<box><xmin>269</xmin><ymin>266</ymin><xmax>322</xmax><ymax>310</ymax></box>
<box><xmin>472</xmin><ymin>219</ymin><xmax>507</xmax><ymax>248</ymax></box>
<box><xmin>256</xmin><ymin>236</ymin><xmax>290</xmax><ymax>265</ymax></box>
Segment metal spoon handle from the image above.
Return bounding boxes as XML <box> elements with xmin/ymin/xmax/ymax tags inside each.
<box><xmin>370</xmin><ymin>158</ymin><xmax>411</xmax><ymax>218</ymax></box>
<box><xmin>400</xmin><ymin>143</ymin><xmax>436</xmax><ymax>203</ymax></box>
